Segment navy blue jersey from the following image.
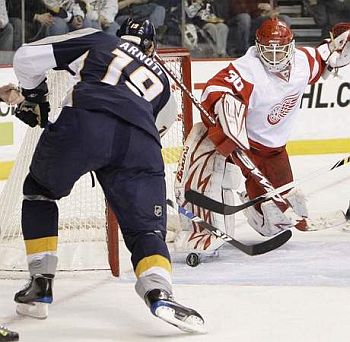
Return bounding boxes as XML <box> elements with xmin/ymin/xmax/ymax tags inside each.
<box><xmin>13</xmin><ymin>29</ymin><xmax>171</xmax><ymax>141</ymax></box>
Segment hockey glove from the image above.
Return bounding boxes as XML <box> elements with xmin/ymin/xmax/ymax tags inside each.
<box><xmin>15</xmin><ymin>100</ymin><xmax>50</xmax><ymax>128</ymax></box>
<box><xmin>15</xmin><ymin>79</ymin><xmax>50</xmax><ymax>128</ymax></box>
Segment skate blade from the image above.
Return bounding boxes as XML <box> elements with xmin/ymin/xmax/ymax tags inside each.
<box><xmin>155</xmin><ymin>306</ymin><xmax>207</xmax><ymax>334</ymax></box>
<box><xmin>16</xmin><ymin>302</ymin><xmax>48</xmax><ymax>319</ymax></box>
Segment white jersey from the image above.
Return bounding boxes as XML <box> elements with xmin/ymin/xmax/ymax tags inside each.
<box><xmin>201</xmin><ymin>45</ymin><xmax>325</xmax><ymax>149</ymax></box>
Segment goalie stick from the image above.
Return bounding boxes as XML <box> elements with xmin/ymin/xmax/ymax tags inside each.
<box><xmin>185</xmin><ymin>155</ymin><xmax>350</xmax><ymax>215</ymax></box>
<box><xmin>155</xmin><ymin>53</ymin><xmax>305</xmax><ymax>229</ymax></box>
<box><xmin>166</xmin><ymin>199</ymin><xmax>292</xmax><ymax>256</ymax></box>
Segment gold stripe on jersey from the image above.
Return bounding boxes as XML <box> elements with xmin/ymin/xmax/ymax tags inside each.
<box><xmin>135</xmin><ymin>255</ymin><xmax>172</xmax><ymax>278</ymax></box>
<box><xmin>25</xmin><ymin>236</ymin><xmax>58</xmax><ymax>255</ymax></box>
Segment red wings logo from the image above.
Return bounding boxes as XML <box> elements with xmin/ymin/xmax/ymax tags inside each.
<box><xmin>267</xmin><ymin>92</ymin><xmax>300</xmax><ymax>125</ymax></box>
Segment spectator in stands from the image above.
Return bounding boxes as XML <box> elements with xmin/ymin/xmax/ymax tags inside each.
<box><xmin>11</xmin><ymin>0</ymin><xmax>88</xmax><ymax>43</ymax></box>
<box><xmin>305</xmin><ymin>0</ymin><xmax>350</xmax><ymax>38</ymax></box>
<box><xmin>185</xmin><ymin>0</ymin><xmax>229</xmax><ymax>57</ymax></box>
<box><xmin>156</xmin><ymin>0</ymin><xmax>182</xmax><ymax>45</ymax></box>
<box><xmin>5</xmin><ymin>0</ymin><xmax>21</xmax><ymax>50</ymax></box>
<box><xmin>84</xmin><ymin>0</ymin><xmax>119</xmax><ymax>36</ymax></box>
<box><xmin>6</xmin><ymin>1</ymin><xmax>42</xmax><ymax>43</ymax></box>
<box><xmin>116</xmin><ymin>0</ymin><xmax>166</xmax><ymax>34</ymax></box>
<box><xmin>227</xmin><ymin>0</ymin><xmax>292</xmax><ymax>57</ymax></box>
<box><xmin>42</xmin><ymin>0</ymin><xmax>90</xmax><ymax>36</ymax></box>
<box><xmin>0</xmin><ymin>0</ymin><xmax>13</xmax><ymax>50</ymax></box>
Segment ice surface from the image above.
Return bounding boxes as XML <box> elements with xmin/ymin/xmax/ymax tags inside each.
<box><xmin>1</xmin><ymin>154</ymin><xmax>350</xmax><ymax>341</ymax></box>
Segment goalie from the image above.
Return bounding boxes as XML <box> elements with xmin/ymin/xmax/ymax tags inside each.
<box><xmin>174</xmin><ymin>19</ymin><xmax>350</xmax><ymax>252</ymax></box>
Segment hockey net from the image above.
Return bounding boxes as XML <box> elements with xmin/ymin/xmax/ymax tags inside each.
<box><xmin>0</xmin><ymin>48</ymin><xmax>193</xmax><ymax>276</ymax></box>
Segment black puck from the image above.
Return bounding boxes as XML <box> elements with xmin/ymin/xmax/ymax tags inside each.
<box><xmin>186</xmin><ymin>253</ymin><xmax>200</xmax><ymax>267</ymax></box>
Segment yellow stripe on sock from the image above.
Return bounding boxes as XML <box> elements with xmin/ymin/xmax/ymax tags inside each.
<box><xmin>25</xmin><ymin>236</ymin><xmax>58</xmax><ymax>255</ymax></box>
<box><xmin>135</xmin><ymin>255</ymin><xmax>172</xmax><ymax>278</ymax></box>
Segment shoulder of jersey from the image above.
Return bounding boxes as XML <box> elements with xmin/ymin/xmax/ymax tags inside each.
<box><xmin>231</xmin><ymin>47</ymin><xmax>264</xmax><ymax>82</ymax></box>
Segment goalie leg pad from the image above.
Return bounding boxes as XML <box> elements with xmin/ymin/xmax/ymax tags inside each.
<box><xmin>288</xmin><ymin>186</ymin><xmax>348</xmax><ymax>231</ymax></box>
<box><xmin>173</xmin><ymin>123</ymin><xmax>240</xmax><ymax>252</ymax></box>
<box><xmin>285</xmin><ymin>188</ymin><xmax>308</xmax><ymax>218</ymax></box>
<box><xmin>239</xmin><ymin>191</ymin><xmax>292</xmax><ymax>236</ymax></box>
<box><xmin>222</xmin><ymin>162</ymin><xmax>242</xmax><ymax>236</ymax></box>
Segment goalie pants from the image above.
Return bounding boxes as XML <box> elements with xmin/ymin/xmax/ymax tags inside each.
<box><xmin>22</xmin><ymin>107</ymin><xmax>172</xmax><ymax>296</ymax></box>
<box><xmin>244</xmin><ymin>140</ymin><xmax>293</xmax><ymax>204</ymax></box>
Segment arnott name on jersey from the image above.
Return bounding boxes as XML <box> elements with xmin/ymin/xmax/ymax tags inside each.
<box><xmin>119</xmin><ymin>42</ymin><xmax>163</xmax><ymax>77</ymax></box>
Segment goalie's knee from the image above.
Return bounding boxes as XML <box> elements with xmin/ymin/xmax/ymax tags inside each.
<box><xmin>239</xmin><ymin>192</ymin><xmax>288</xmax><ymax>237</ymax></box>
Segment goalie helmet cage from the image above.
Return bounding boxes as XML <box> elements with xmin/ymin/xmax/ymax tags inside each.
<box><xmin>0</xmin><ymin>48</ymin><xmax>193</xmax><ymax>277</ymax></box>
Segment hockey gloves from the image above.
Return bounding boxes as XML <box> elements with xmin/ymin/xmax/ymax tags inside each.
<box><xmin>15</xmin><ymin>80</ymin><xmax>50</xmax><ymax>128</ymax></box>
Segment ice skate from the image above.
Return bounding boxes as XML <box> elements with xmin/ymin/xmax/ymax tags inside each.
<box><xmin>145</xmin><ymin>289</ymin><xmax>206</xmax><ymax>333</ymax></box>
<box><xmin>14</xmin><ymin>274</ymin><xmax>54</xmax><ymax>319</ymax></box>
<box><xmin>0</xmin><ymin>326</ymin><xmax>19</xmax><ymax>341</ymax></box>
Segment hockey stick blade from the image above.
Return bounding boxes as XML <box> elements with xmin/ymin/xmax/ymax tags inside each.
<box><xmin>185</xmin><ymin>155</ymin><xmax>350</xmax><ymax>215</ymax></box>
<box><xmin>166</xmin><ymin>199</ymin><xmax>292</xmax><ymax>256</ymax></box>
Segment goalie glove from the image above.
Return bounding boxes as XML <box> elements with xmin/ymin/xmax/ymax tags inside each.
<box><xmin>318</xmin><ymin>23</ymin><xmax>350</xmax><ymax>78</ymax></box>
<box><xmin>15</xmin><ymin>80</ymin><xmax>50</xmax><ymax>128</ymax></box>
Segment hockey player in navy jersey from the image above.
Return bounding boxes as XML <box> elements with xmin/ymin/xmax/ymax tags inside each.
<box><xmin>12</xmin><ymin>18</ymin><xmax>205</xmax><ymax>333</ymax></box>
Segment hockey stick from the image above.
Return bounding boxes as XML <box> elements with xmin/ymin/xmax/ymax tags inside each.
<box><xmin>154</xmin><ymin>53</ymin><xmax>305</xmax><ymax>229</ymax></box>
<box><xmin>166</xmin><ymin>199</ymin><xmax>292</xmax><ymax>256</ymax></box>
<box><xmin>185</xmin><ymin>155</ymin><xmax>350</xmax><ymax>215</ymax></box>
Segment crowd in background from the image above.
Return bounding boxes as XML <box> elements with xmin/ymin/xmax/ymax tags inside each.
<box><xmin>0</xmin><ymin>0</ymin><xmax>349</xmax><ymax>62</ymax></box>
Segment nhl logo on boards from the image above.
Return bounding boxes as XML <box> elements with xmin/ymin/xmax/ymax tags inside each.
<box><xmin>154</xmin><ymin>205</ymin><xmax>163</xmax><ymax>217</ymax></box>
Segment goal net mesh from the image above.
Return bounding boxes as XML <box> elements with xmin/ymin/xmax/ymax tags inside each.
<box><xmin>0</xmin><ymin>48</ymin><xmax>192</xmax><ymax>274</ymax></box>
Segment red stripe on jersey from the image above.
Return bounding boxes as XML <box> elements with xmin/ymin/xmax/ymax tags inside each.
<box><xmin>298</xmin><ymin>47</ymin><xmax>326</xmax><ymax>84</ymax></box>
<box><xmin>200</xmin><ymin>63</ymin><xmax>253</xmax><ymax>127</ymax></box>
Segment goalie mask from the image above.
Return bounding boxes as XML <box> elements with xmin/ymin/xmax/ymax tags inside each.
<box><xmin>117</xmin><ymin>18</ymin><xmax>157</xmax><ymax>57</ymax></box>
<box><xmin>256</xmin><ymin>18</ymin><xmax>295</xmax><ymax>73</ymax></box>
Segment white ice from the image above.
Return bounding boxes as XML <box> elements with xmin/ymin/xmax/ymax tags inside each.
<box><xmin>1</xmin><ymin>153</ymin><xmax>350</xmax><ymax>342</ymax></box>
